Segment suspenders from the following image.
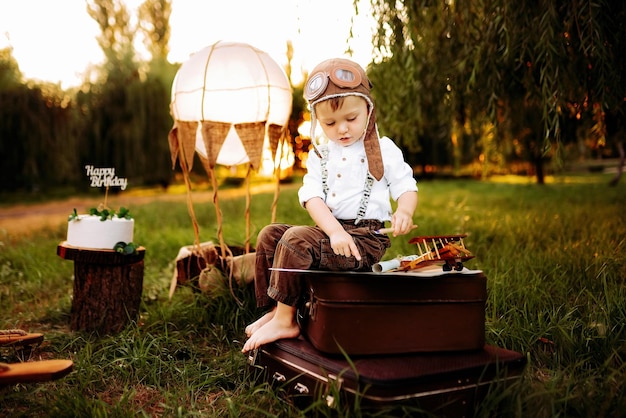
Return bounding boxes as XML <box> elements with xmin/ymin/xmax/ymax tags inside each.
<box><xmin>356</xmin><ymin>174</ymin><xmax>375</xmax><ymax>224</ymax></box>
<box><xmin>318</xmin><ymin>144</ymin><xmax>376</xmax><ymax>225</ymax></box>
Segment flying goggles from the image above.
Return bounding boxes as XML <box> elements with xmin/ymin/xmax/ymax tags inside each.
<box><xmin>304</xmin><ymin>61</ymin><xmax>369</xmax><ymax>102</ymax></box>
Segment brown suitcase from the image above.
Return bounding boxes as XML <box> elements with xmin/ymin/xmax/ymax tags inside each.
<box><xmin>247</xmin><ymin>337</ymin><xmax>526</xmax><ymax>414</ymax></box>
<box><xmin>292</xmin><ymin>268</ymin><xmax>487</xmax><ymax>355</ymax></box>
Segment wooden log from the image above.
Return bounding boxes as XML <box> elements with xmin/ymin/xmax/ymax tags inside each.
<box><xmin>57</xmin><ymin>242</ymin><xmax>145</xmax><ymax>334</ymax></box>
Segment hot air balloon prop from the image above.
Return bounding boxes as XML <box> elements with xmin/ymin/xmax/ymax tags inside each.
<box><xmin>169</xmin><ymin>41</ymin><xmax>292</xmax><ymax>261</ymax></box>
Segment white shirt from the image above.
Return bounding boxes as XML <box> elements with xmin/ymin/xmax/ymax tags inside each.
<box><xmin>298</xmin><ymin>136</ymin><xmax>418</xmax><ymax>222</ymax></box>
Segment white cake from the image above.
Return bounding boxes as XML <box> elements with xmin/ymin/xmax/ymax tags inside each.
<box><xmin>66</xmin><ymin>215</ymin><xmax>134</xmax><ymax>250</ymax></box>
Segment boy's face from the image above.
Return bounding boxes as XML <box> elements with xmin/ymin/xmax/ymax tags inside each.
<box><xmin>314</xmin><ymin>96</ymin><xmax>369</xmax><ymax>147</ymax></box>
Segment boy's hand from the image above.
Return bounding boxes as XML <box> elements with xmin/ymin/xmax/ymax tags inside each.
<box><xmin>329</xmin><ymin>230</ymin><xmax>362</xmax><ymax>261</ymax></box>
<box><xmin>390</xmin><ymin>191</ymin><xmax>418</xmax><ymax>237</ymax></box>
<box><xmin>390</xmin><ymin>209</ymin><xmax>415</xmax><ymax>237</ymax></box>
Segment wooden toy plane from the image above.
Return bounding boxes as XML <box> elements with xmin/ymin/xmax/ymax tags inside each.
<box><xmin>400</xmin><ymin>234</ymin><xmax>474</xmax><ymax>272</ymax></box>
<box><xmin>0</xmin><ymin>331</ymin><xmax>43</xmax><ymax>349</ymax></box>
<box><xmin>1</xmin><ymin>330</ymin><xmax>73</xmax><ymax>385</ymax></box>
<box><xmin>0</xmin><ymin>360</ymin><xmax>73</xmax><ymax>385</ymax></box>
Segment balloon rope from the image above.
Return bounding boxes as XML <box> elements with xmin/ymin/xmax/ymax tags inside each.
<box><xmin>261</xmin><ymin>59</ymin><xmax>279</xmax><ymax>224</ymax></box>
<box><xmin>205</xmin><ymin>162</ymin><xmax>241</xmax><ymax>306</ymax></box>
<box><xmin>245</xmin><ymin>165</ymin><xmax>252</xmax><ymax>253</ymax></box>
<box><xmin>169</xmin><ymin>142</ymin><xmax>203</xmax><ymax>297</ymax></box>
<box><xmin>272</xmin><ymin>171</ymin><xmax>280</xmax><ymax>224</ymax></box>
<box><xmin>180</xmin><ymin>150</ymin><xmax>204</xmax><ymax>296</ymax></box>
<box><xmin>210</xmin><ymin>166</ymin><xmax>227</xmax><ymax>259</ymax></box>
<box><xmin>271</xmin><ymin>138</ymin><xmax>283</xmax><ymax>223</ymax></box>
<box><xmin>180</xmin><ymin>152</ymin><xmax>201</xmax><ymax>249</ymax></box>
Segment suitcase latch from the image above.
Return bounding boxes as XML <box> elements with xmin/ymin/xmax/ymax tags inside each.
<box><xmin>293</xmin><ymin>382</ymin><xmax>309</xmax><ymax>394</ymax></box>
<box><xmin>272</xmin><ymin>371</ymin><xmax>286</xmax><ymax>383</ymax></box>
<box><xmin>325</xmin><ymin>374</ymin><xmax>343</xmax><ymax>408</ymax></box>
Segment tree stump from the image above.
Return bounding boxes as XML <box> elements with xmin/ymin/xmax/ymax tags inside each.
<box><xmin>57</xmin><ymin>242</ymin><xmax>145</xmax><ymax>334</ymax></box>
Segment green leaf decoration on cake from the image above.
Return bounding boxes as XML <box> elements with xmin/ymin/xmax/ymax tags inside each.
<box><xmin>68</xmin><ymin>208</ymin><xmax>79</xmax><ymax>221</ymax></box>
<box><xmin>117</xmin><ymin>207</ymin><xmax>132</xmax><ymax>219</ymax></box>
<box><xmin>114</xmin><ymin>241</ymin><xmax>138</xmax><ymax>255</ymax></box>
<box><xmin>69</xmin><ymin>207</ymin><xmax>133</xmax><ymax>221</ymax></box>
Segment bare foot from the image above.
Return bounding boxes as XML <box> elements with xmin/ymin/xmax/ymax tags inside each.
<box><xmin>242</xmin><ymin>316</ymin><xmax>300</xmax><ymax>353</ymax></box>
<box><xmin>245</xmin><ymin>308</ymin><xmax>276</xmax><ymax>337</ymax></box>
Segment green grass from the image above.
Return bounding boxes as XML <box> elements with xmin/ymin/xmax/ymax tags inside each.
<box><xmin>1</xmin><ymin>173</ymin><xmax>625</xmax><ymax>417</ymax></box>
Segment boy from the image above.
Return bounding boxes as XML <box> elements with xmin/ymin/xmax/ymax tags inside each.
<box><xmin>242</xmin><ymin>58</ymin><xmax>418</xmax><ymax>353</ymax></box>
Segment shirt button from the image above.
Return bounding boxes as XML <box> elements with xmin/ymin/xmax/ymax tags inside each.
<box><xmin>361</xmin><ymin>158</ymin><xmax>365</xmax><ymax>163</ymax></box>
<box><xmin>337</xmin><ymin>173</ymin><xmax>342</xmax><ymax>178</ymax></box>
<box><xmin>342</xmin><ymin>157</ymin><xmax>347</xmax><ymax>161</ymax></box>
<box><xmin>332</xmin><ymin>192</ymin><xmax>336</xmax><ymax>197</ymax></box>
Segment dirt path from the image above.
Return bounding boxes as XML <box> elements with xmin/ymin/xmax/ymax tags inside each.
<box><xmin>0</xmin><ymin>182</ymin><xmax>293</xmax><ymax>239</ymax></box>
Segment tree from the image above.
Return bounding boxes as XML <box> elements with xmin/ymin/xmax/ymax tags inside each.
<box><xmin>139</xmin><ymin>0</ymin><xmax>172</xmax><ymax>62</ymax></box>
<box><xmin>82</xmin><ymin>0</ymin><xmax>175</xmax><ymax>188</ymax></box>
<box><xmin>0</xmin><ymin>45</ymin><xmax>22</xmax><ymax>89</ymax></box>
<box><xmin>87</xmin><ymin>0</ymin><xmax>137</xmax><ymax>78</ymax></box>
<box><xmin>138</xmin><ymin>0</ymin><xmax>177</xmax><ymax>187</ymax></box>
<box><xmin>365</xmin><ymin>0</ymin><xmax>626</xmax><ymax>184</ymax></box>
<box><xmin>0</xmin><ymin>0</ymin><xmax>177</xmax><ymax>193</ymax></box>
<box><xmin>0</xmin><ymin>46</ymin><xmax>82</xmax><ymax>192</ymax></box>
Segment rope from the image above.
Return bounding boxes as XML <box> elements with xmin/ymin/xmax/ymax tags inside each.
<box><xmin>271</xmin><ymin>136</ymin><xmax>283</xmax><ymax>223</ymax></box>
<box><xmin>208</xmin><ymin>164</ymin><xmax>243</xmax><ymax>307</ymax></box>
<box><xmin>245</xmin><ymin>165</ymin><xmax>252</xmax><ymax>253</ymax></box>
<box><xmin>179</xmin><ymin>145</ymin><xmax>201</xmax><ymax>252</ymax></box>
<box><xmin>209</xmin><ymin>165</ymin><xmax>227</xmax><ymax>259</ymax></box>
<box><xmin>272</xmin><ymin>166</ymin><xmax>280</xmax><ymax>224</ymax></box>
<box><xmin>0</xmin><ymin>329</ymin><xmax>27</xmax><ymax>336</ymax></box>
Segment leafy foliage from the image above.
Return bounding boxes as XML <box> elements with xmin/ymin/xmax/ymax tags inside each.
<box><xmin>0</xmin><ymin>1</ymin><xmax>178</xmax><ymax>194</ymax></box>
<box><xmin>366</xmin><ymin>0</ymin><xmax>626</xmax><ymax>183</ymax></box>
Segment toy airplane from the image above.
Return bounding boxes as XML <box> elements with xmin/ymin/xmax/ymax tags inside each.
<box><xmin>0</xmin><ymin>359</ymin><xmax>73</xmax><ymax>385</ymax></box>
<box><xmin>0</xmin><ymin>330</ymin><xmax>73</xmax><ymax>385</ymax></box>
<box><xmin>400</xmin><ymin>234</ymin><xmax>474</xmax><ymax>272</ymax></box>
<box><xmin>0</xmin><ymin>331</ymin><xmax>43</xmax><ymax>348</ymax></box>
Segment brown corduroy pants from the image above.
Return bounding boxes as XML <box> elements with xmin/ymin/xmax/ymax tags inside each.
<box><xmin>253</xmin><ymin>220</ymin><xmax>391</xmax><ymax>308</ymax></box>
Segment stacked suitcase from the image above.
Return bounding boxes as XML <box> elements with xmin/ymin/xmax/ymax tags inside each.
<box><xmin>247</xmin><ymin>268</ymin><xmax>526</xmax><ymax>415</ymax></box>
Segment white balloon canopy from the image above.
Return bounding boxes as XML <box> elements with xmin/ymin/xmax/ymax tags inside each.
<box><xmin>168</xmin><ymin>41</ymin><xmax>293</xmax><ymax>261</ymax></box>
<box><xmin>169</xmin><ymin>41</ymin><xmax>292</xmax><ymax>170</ymax></box>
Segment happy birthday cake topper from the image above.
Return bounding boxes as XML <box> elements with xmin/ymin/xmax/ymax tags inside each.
<box><xmin>85</xmin><ymin>165</ymin><xmax>128</xmax><ymax>208</ymax></box>
<box><xmin>85</xmin><ymin>165</ymin><xmax>128</xmax><ymax>190</ymax></box>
